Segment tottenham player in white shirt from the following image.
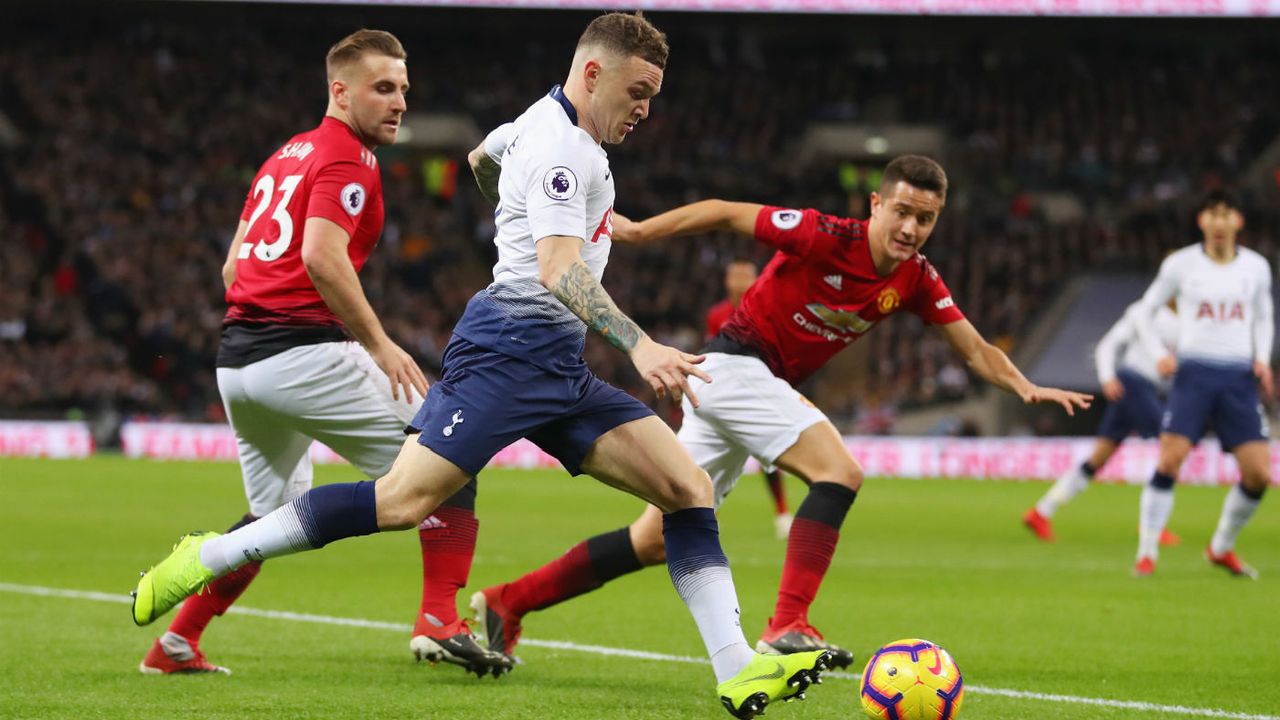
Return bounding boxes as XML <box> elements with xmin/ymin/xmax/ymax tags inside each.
<box><xmin>132</xmin><ymin>14</ymin><xmax>830</xmax><ymax>718</ymax></box>
<box><xmin>1129</xmin><ymin>190</ymin><xmax>1274</xmax><ymax>578</ymax></box>
<box><xmin>1024</xmin><ymin>300</ymin><xmax>1180</xmax><ymax>541</ymax></box>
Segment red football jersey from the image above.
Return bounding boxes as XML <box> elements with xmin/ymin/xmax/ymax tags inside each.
<box><xmin>225</xmin><ymin>117</ymin><xmax>384</xmax><ymax>326</ymax></box>
<box><xmin>705</xmin><ymin>299</ymin><xmax>736</xmax><ymax>340</ymax></box>
<box><xmin>718</xmin><ymin>206</ymin><xmax>965</xmax><ymax>386</ymax></box>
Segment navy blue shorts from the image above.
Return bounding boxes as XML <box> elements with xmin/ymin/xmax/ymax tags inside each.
<box><xmin>408</xmin><ymin>335</ymin><xmax>654</xmax><ymax>476</ymax></box>
<box><xmin>1161</xmin><ymin>360</ymin><xmax>1268</xmax><ymax>451</ymax></box>
<box><xmin>1097</xmin><ymin>369</ymin><xmax>1163</xmax><ymax>442</ymax></box>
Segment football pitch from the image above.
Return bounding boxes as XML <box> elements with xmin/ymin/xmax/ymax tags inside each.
<box><xmin>1</xmin><ymin>456</ymin><xmax>1277</xmax><ymax>720</ymax></box>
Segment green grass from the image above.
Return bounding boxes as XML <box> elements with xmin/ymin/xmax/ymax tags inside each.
<box><xmin>1</xmin><ymin>456</ymin><xmax>1278</xmax><ymax>719</ymax></box>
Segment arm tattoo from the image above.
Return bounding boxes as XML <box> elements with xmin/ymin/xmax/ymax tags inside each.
<box><xmin>551</xmin><ymin>261</ymin><xmax>643</xmax><ymax>353</ymax></box>
<box><xmin>472</xmin><ymin>154</ymin><xmax>502</xmax><ymax>205</ymax></box>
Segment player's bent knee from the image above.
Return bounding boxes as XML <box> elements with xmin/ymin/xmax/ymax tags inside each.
<box><xmin>1240</xmin><ymin>468</ymin><xmax>1271</xmax><ymax>494</ymax></box>
<box><xmin>646</xmin><ymin>469</ymin><xmax>713</xmax><ymax>512</ymax></box>
<box><xmin>833</xmin><ymin>462</ymin><xmax>864</xmax><ymax>491</ymax></box>
<box><xmin>667</xmin><ymin>468</ymin><xmax>715</xmax><ymax>510</ymax></box>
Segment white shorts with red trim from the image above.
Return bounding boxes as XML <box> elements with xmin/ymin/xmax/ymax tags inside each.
<box><xmin>215</xmin><ymin>341</ymin><xmax>423</xmax><ymax>517</ymax></box>
<box><xmin>678</xmin><ymin>352</ymin><xmax>827</xmax><ymax>507</ymax></box>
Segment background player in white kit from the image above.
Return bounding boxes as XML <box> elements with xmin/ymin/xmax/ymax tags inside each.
<box><xmin>1130</xmin><ymin>190</ymin><xmax>1273</xmax><ymax>578</ymax></box>
<box><xmin>133</xmin><ymin>14</ymin><xmax>831</xmax><ymax>718</ymax></box>
<box><xmin>136</xmin><ymin>29</ymin><xmax>510</xmax><ymax>678</ymax></box>
<box><xmin>1024</xmin><ymin>300</ymin><xmax>1181</xmax><ymax>542</ymax></box>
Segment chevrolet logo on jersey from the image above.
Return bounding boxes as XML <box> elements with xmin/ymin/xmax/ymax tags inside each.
<box><xmin>805</xmin><ymin>303</ymin><xmax>872</xmax><ymax>334</ymax></box>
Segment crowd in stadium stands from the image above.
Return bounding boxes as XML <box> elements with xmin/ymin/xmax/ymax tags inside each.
<box><xmin>2</xmin><ymin>9</ymin><xmax>1278</xmax><ymax>436</ymax></box>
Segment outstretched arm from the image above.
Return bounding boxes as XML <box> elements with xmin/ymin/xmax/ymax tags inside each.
<box><xmin>937</xmin><ymin>318</ymin><xmax>1092</xmax><ymax>415</ymax></box>
<box><xmin>614</xmin><ymin>200</ymin><xmax>763</xmax><ymax>244</ymax></box>
<box><xmin>537</xmin><ymin>235</ymin><xmax>711</xmax><ymax>405</ymax></box>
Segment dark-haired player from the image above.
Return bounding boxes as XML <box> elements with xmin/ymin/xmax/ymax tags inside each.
<box><xmin>473</xmin><ymin>155</ymin><xmax>1090</xmax><ymax>671</ymax></box>
<box><xmin>1129</xmin><ymin>190</ymin><xmax>1273</xmax><ymax>578</ymax></box>
<box><xmin>132</xmin><ymin>14</ymin><xmax>831</xmax><ymax>717</ymax></box>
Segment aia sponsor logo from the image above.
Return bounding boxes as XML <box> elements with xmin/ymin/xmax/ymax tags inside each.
<box><xmin>591</xmin><ymin>207</ymin><xmax>614</xmax><ymax>244</ymax></box>
<box><xmin>1196</xmin><ymin>300</ymin><xmax>1245</xmax><ymax>322</ymax></box>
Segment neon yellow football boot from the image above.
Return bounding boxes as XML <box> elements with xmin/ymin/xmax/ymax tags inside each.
<box><xmin>131</xmin><ymin>531</ymin><xmax>220</xmax><ymax>626</ymax></box>
<box><xmin>716</xmin><ymin>649</ymin><xmax>832</xmax><ymax>719</ymax></box>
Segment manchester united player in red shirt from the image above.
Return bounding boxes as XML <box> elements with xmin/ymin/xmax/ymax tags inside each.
<box><xmin>471</xmin><ymin>155</ymin><xmax>1090</xmax><ymax>667</ymax></box>
<box><xmin>138</xmin><ymin>29</ymin><xmax>509</xmax><ymax>678</ymax></box>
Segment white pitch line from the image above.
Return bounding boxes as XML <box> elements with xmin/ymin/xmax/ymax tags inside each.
<box><xmin>2</xmin><ymin>582</ymin><xmax>1276</xmax><ymax>720</ymax></box>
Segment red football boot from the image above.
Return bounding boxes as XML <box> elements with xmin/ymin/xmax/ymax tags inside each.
<box><xmin>139</xmin><ymin>633</ymin><xmax>230</xmax><ymax>675</ymax></box>
<box><xmin>1133</xmin><ymin>556</ymin><xmax>1156</xmax><ymax>578</ymax></box>
<box><xmin>1022</xmin><ymin>508</ymin><xmax>1054</xmax><ymax>542</ymax></box>
<box><xmin>470</xmin><ymin>585</ymin><xmax>524</xmax><ymax>658</ymax></box>
<box><xmin>1205</xmin><ymin>546</ymin><xmax>1259</xmax><ymax>580</ymax></box>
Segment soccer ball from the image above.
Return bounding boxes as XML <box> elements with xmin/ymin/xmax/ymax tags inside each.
<box><xmin>860</xmin><ymin>638</ymin><xmax>964</xmax><ymax>720</ymax></box>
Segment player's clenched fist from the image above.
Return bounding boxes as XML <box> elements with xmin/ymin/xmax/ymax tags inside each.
<box><xmin>629</xmin><ymin>336</ymin><xmax>711</xmax><ymax>407</ymax></box>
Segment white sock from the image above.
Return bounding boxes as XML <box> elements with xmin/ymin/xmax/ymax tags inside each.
<box><xmin>200</xmin><ymin>505</ymin><xmax>314</xmax><ymax>575</ymax></box>
<box><xmin>1210</xmin><ymin>485</ymin><xmax>1262</xmax><ymax>556</ymax></box>
<box><xmin>676</xmin><ymin>565</ymin><xmax>756</xmax><ymax>682</ymax></box>
<box><xmin>1037</xmin><ymin>464</ymin><xmax>1090</xmax><ymax>519</ymax></box>
<box><xmin>1137</xmin><ymin>485</ymin><xmax>1175</xmax><ymax>560</ymax></box>
<box><xmin>712</xmin><ymin>642</ymin><xmax>759</xmax><ymax>683</ymax></box>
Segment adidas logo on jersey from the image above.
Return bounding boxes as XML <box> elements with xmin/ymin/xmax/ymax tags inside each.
<box><xmin>824</xmin><ymin>274</ymin><xmax>843</xmax><ymax>290</ymax></box>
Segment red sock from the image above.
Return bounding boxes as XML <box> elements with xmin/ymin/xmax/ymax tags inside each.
<box><xmin>417</xmin><ymin>505</ymin><xmax>478</xmax><ymax>629</ymax></box>
<box><xmin>168</xmin><ymin>561</ymin><xmax>262</xmax><ymax>644</ymax></box>
<box><xmin>502</xmin><ymin>541</ymin><xmax>595</xmax><ymax>617</ymax></box>
<box><xmin>771</xmin><ymin>518</ymin><xmax>838</xmax><ymax>627</ymax></box>
<box><xmin>499</xmin><ymin>527</ymin><xmax>641</xmax><ymax>618</ymax></box>
<box><xmin>766</xmin><ymin>470</ymin><xmax>788</xmax><ymax>514</ymax></box>
<box><xmin>770</xmin><ymin>481</ymin><xmax>856</xmax><ymax>628</ymax></box>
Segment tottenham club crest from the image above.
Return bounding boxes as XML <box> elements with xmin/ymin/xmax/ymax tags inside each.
<box><xmin>542</xmin><ymin>166</ymin><xmax>578</xmax><ymax>201</ymax></box>
<box><xmin>771</xmin><ymin>209</ymin><xmax>802</xmax><ymax>230</ymax></box>
<box><xmin>341</xmin><ymin>183</ymin><xmax>366</xmax><ymax>216</ymax></box>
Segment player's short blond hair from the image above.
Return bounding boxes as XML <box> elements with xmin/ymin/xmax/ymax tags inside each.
<box><xmin>577</xmin><ymin>12</ymin><xmax>669</xmax><ymax>69</ymax></box>
<box><xmin>326</xmin><ymin>29</ymin><xmax>407</xmax><ymax>82</ymax></box>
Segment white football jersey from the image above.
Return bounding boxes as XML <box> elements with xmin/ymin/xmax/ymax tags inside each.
<box><xmin>1095</xmin><ymin>302</ymin><xmax>1180</xmax><ymax>386</ymax></box>
<box><xmin>450</xmin><ymin>87</ymin><xmax>616</xmax><ymax>374</ymax></box>
<box><xmin>1135</xmin><ymin>244</ymin><xmax>1273</xmax><ymax>367</ymax></box>
<box><xmin>489</xmin><ymin>86</ymin><xmax>615</xmax><ymax>287</ymax></box>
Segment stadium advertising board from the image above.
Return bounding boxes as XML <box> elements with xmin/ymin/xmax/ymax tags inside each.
<box><xmin>51</xmin><ymin>422</ymin><xmax>1272</xmax><ymax>485</ymax></box>
<box><xmin>0</xmin><ymin>421</ymin><xmax>94</xmax><ymax>458</ymax></box>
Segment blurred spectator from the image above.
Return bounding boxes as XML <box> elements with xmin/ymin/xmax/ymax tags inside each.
<box><xmin>1</xmin><ymin>7</ymin><xmax>1277</xmax><ymax>432</ymax></box>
